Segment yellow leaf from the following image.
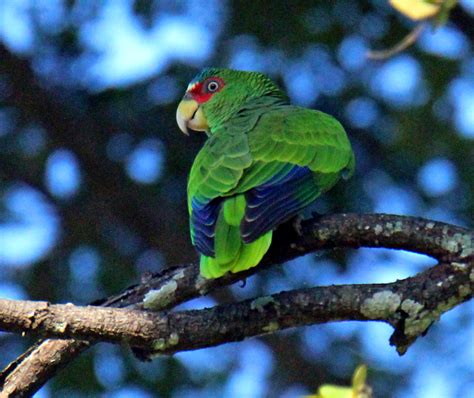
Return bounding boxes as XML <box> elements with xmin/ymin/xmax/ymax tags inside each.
<box><xmin>390</xmin><ymin>0</ymin><xmax>441</xmax><ymax>20</ymax></box>
<box><xmin>352</xmin><ymin>365</ymin><xmax>367</xmax><ymax>390</ymax></box>
<box><xmin>303</xmin><ymin>365</ymin><xmax>371</xmax><ymax>398</ymax></box>
<box><xmin>319</xmin><ymin>385</ymin><xmax>353</xmax><ymax>398</ymax></box>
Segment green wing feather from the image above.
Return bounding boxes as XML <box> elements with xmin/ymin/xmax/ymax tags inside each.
<box><xmin>187</xmin><ymin>132</ymin><xmax>252</xmax><ymax>214</ymax></box>
<box><xmin>248</xmin><ymin>107</ymin><xmax>354</xmax><ymax>178</ymax></box>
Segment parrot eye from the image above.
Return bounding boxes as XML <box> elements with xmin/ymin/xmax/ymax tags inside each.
<box><xmin>205</xmin><ymin>79</ymin><xmax>221</xmax><ymax>93</ymax></box>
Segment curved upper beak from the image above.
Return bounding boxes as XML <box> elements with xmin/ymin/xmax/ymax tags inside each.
<box><xmin>176</xmin><ymin>97</ymin><xmax>208</xmax><ymax>135</ymax></box>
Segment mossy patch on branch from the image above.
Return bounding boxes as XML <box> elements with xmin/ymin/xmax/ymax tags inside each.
<box><xmin>361</xmin><ymin>291</ymin><xmax>401</xmax><ymax>319</ymax></box>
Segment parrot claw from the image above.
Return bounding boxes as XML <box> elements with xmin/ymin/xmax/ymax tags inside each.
<box><xmin>292</xmin><ymin>215</ymin><xmax>304</xmax><ymax>236</ymax></box>
<box><xmin>140</xmin><ymin>271</ymin><xmax>154</xmax><ymax>284</ymax></box>
<box><xmin>311</xmin><ymin>211</ymin><xmax>324</xmax><ymax>222</ymax></box>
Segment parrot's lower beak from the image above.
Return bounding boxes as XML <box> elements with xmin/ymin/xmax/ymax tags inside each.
<box><xmin>176</xmin><ymin>98</ymin><xmax>208</xmax><ymax>135</ymax></box>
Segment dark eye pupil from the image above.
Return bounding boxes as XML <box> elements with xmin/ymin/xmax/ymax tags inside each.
<box><xmin>208</xmin><ymin>82</ymin><xmax>218</xmax><ymax>91</ymax></box>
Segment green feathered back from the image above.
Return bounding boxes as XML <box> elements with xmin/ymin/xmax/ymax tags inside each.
<box><xmin>186</xmin><ymin>69</ymin><xmax>354</xmax><ymax>278</ymax></box>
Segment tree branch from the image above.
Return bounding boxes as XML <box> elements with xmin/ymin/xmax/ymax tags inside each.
<box><xmin>0</xmin><ymin>213</ymin><xmax>472</xmax><ymax>397</ymax></box>
<box><xmin>88</xmin><ymin>212</ymin><xmax>474</xmax><ymax>311</ymax></box>
<box><xmin>0</xmin><ymin>258</ymin><xmax>472</xmax><ymax>356</ymax></box>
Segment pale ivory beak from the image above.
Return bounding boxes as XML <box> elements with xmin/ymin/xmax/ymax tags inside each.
<box><xmin>176</xmin><ymin>98</ymin><xmax>208</xmax><ymax>135</ymax></box>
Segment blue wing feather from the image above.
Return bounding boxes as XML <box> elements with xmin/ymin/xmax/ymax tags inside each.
<box><xmin>191</xmin><ymin>165</ymin><xmax>320</xmax><ymax>254</ymax></box>
<box><xmin>241</xmin><ymin>166</ymin><xmax>319</xmax><ymax>243</ymax></box>
<box><xmin>191</xmin><ymin>198</ymin><xmax>221</xmax><ymax>256</ymax></box>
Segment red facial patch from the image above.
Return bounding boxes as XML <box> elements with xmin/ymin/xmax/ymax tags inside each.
<box><xmin>188</xmin><ymin>77</ymin><xmax>225</xmax><ymax>104</ymax></box>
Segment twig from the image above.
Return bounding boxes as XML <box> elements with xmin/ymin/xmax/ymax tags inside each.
<box><xmin>367</xmin><ymin>23</ymin><xmax>427</xmax><ymax>60</ymax></box>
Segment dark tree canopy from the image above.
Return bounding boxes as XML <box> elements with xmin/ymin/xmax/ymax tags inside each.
<box><xmin>0</xmin><ymin>1</ymin><xmax>472</xmax><ymax>397</ymax></box>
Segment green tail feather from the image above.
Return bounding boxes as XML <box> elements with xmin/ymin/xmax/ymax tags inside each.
<box><xmin>199</xmin><ymin>195</ymin><xmax>273</xmax><ymax>279</ymax></box>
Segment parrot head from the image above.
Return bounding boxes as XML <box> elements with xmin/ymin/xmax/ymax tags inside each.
<box><xmin>176</xmin><ymin>68</ymin><xmax>287</xmax><ymax>135</ymax></box>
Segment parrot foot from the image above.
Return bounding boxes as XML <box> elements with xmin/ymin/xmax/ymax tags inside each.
<box><xmin>311</xmin><ymin>211</ymin><xmax>325</xmax><ymax>223</ymax></box>
<box><xmin>292</xmin><ymin>215</ymin><xmax>304</xmax><ymax>236</ymax></box>
<box><xmin>140</xmin><ymin>271</ymin><xmax>154</xmax><ymax>284</ymax></box>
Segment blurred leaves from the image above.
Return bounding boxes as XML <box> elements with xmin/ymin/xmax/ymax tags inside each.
<box><xmin>0</xmin><ymin>0</ymin><xmax>472</xmax><ymax>396</ymax></box>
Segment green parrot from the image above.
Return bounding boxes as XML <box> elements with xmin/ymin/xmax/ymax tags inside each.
<box><xmin>176</xmin><ymin>68</ymin><xmax>354</xmax><ymax>279</ymax></box>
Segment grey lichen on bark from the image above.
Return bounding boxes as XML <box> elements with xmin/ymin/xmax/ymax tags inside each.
<box><xmin>0</xmin><ymin>213</ymin><xmax>472</xmax><ymax>397</ymax></box>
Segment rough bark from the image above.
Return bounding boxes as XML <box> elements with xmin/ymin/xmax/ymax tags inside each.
<box><xmin>0</xmin><ymin>213</ymin><xmax>472</xmax><ymax>397</ymax></box>
<box><xmin>0</xmin><ymin>259</ymin><xmax>472</xmax><ymax>354</ymax></box>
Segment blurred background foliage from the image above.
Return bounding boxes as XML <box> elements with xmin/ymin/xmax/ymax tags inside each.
<box><xmin>0</xmin><ymin>1</ymin><xmax>473</xmax><ymax>397</ymax></box>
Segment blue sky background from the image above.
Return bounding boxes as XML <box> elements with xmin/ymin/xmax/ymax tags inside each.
<box><xmin>0</xmin><ymin>1</ymin><xmax>473</xmax><ymax>397</ymax></box>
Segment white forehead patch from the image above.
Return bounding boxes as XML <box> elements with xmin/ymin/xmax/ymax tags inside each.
<box><xmin>187</xmin><ymin>82</ymin><xmax>198</xmax><ymax>91</ymax></box>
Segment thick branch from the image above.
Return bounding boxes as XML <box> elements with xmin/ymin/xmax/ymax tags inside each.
<box><xmin>0</xmin><ymin>259</ymin><xmax>471</xmax><ymax>354</ymax></box>
<box><xmin>0</xmin><ymin>213</ymin><xmax>472</xmax><ymax>397</ymax></box>
<box><xmin>103</xmin><ymin>213</ymin><xmax>473</xmax><ymax>310</ymax></box>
